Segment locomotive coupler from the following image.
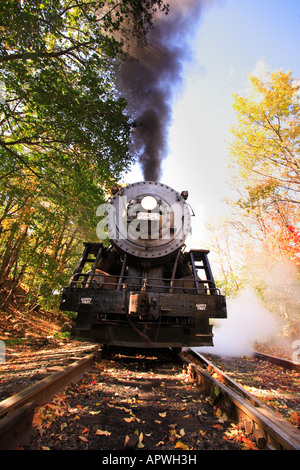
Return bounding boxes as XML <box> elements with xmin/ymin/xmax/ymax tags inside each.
<box><xmin>128</xmin><ymin>291</ymin><xmax>151</xmax><ymax>318</ymax></box>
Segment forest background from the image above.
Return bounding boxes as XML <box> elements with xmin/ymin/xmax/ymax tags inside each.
<box><xmin>0</xmin><ymin>1</ymin><xmax>299</xmax><ymax>339</ymax></box>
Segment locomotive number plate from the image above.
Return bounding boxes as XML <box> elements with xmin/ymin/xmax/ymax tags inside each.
<box><xmin>137</xmin><ymin>212</ymin><xmax>160</xmax><ymax>220</ymax></box>
<box><xmin>196</xmin><ymin>304</ymin><xmax>207</xmax><ymax>310</ymax></box>
<box><xmin>80</xmin><ymin>297</ymin><xmax>92</xmax><ymax>304</ymax></box>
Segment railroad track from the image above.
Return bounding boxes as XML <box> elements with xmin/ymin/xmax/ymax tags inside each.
<box><xmin>16</xmin><ymin>346</ymin><xmax>246</xmax><ymax>451</ymax></box>
<box><xmin>182</xmin><ymin>348</ymin><xmax>300</xmax><ymax>450</ymax></box>
<box><xmin>1</xmin><ymin>344</ymin><xmax>299</xmax><ymax>450</ymax></box>
<box><xmin>253</xmin><ymin>351</ymin><xmax>300</xmax><ymax>372</ymax></box>
<box><xmin>0</xmin><ymin>349</ymin><xmax>100</xmax><ymax>450</ymax></box>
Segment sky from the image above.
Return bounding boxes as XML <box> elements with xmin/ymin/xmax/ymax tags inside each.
<box><xmin>121</xmin><ymin>0</ymin><xmax>300</xmax><ymax>248</ymax></box>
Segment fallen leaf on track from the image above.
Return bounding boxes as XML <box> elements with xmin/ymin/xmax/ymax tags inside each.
<box><xmin>137</xmin><ymin>432</ymin><xmax>145</xmax><ymax>448</ymax></box>
<box><xmin>32</xmin><ymin>412</ymin><xmax>43</xmax><ymax>429</ymax></box>
<box><xmin>175</xmin><ymin>441</ymin><xmax>189</xmax><ymax>450</ymax></box>
<box><xmin>213</xmin><ymin>424</ymin><xmax>224</xmax><ymax>430</ymax></box>
<box><xmin>95</xmin><ymin>429</ymin><xmax>111</xmax><ymax>436</ymax></box>
<box><xmin>290</xmin><ymin>410</ymin><xmax>300</xmax><ymax>426</ymax></box>
<box><xmin>156</xmin><ymin>440</ymin><xmax>164</xmax><ymax>447</ymax></box>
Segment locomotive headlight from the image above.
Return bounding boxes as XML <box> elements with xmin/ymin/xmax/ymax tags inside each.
<box><xmin>141</xmin><ymin>195</ymin><xmax>157</xmax><ymax>211</ymax></box>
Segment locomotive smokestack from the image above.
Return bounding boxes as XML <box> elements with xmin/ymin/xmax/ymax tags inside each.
<box><xmin>118</xmin><ymin>0</ymin><xmax>204</xmax><ymax>181</ymax></box>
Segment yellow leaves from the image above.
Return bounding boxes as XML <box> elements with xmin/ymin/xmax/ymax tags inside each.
<box><xmin>32</xmin><ymin>411</ymin><xmax>43</xmax><ymax>430</ymax></box>
<box><xmin>168</xmin><ymin>424</ymin><xmax>179</xmax><ymax>442</ymax></box>
<box><xmin>156</xmin><ymin>440</ymin><xmax>164</xmax><ymax>447</ymax></box>
<box><xmin>237</xmin><ymin>70</ymin><xmax>298</xmax><ymax>117</ymax></box>
<box><xmin>204</xmin><ymin>396</ymin><xmax>214</xmax><ymax>406</ymax></box>
<box><xmin>223</xmin><ymin>423</ymin><xmax>259</xmax><ymax>450</ymax></box>
<box><xmin>105</xmin><ymin>400</ymin><xmax>142</xmax><ymax>424</ymax></box>
<box><xmin>213</xmin><ymin>424</ymin><xmax>224</xmax><ymax>431</ymax></box>
<box><xmin>124</xmin><ymin>417</ymin><xmax>136</xmax><ymax>423</ymax></box>
<box><xmin>124</xmin><ymin>430</ymin><xmax>145</xmax><ymax>448</ymax></box>
<box><xmin>32</xmin><ymin>394</ymin><xmax>68</xmax><ymax>434</ymax></box>
<box><xmin>231</xmin><ymin>70</ymin><xmax>300</xmax><ymax>157</ymax></box>
<box><xmin>137</xmin><ymin>431</ymin><xmax>145</xmax><ymax>448</ymax></box>
<box><xmin>123</xmin><ymin>412</ymin><xmax>141</xmax><ymax>423</ymax></box>
<box><xmin>77</xmin><ymin>427</ymin><xmax>113</xmax><ymax>443</ymax></box>
<box><xmin>229</xmin><ymin>69</ymin><xmax>300</xmax><ymax>255</ymax></box>
<box><xmin>166</xmin><ymin>423</ymin><xmax>191</xmax><ymax>449</ymax></box>
<box><xmin>290</xmin><ymin>410</ymin><xmax>300</xmax><ymax>426</ymax></box>
<box><xmin>77</xmin><ymin>427</ymin><xmax>90</xmax><ymax>442</ymax></box>
<box><xmin>174</xmin><ymin>441</ymin><xmax>189</xmax><ymax>450</ymax></box>
<box><xmin>106</xmin><ymin>402</ymin><xmax>131</xmax><ymax>413</ymax></box>
<box><xmin>60</xmin><ymin>422</ymin><xmax>67</xmax><ymax>431</ymax></box>
<box><xmin>76</xmin><ymin>427</ymin><xmax>113</xmax><ymax>443</ymax></box>
<box><xmin>215</xmin><ymin>407</ymin><xmax>228</xmax><ymax>423</ymax></box>
<box><xmin>95</xmin><ymin>429</ymin><xmax>111</xmax><ymax>436</ymax></box>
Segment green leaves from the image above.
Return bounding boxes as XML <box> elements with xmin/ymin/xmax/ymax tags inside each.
<box><xmin>0</xmin><ymin>0</ymin><xmax>167</xmax><ymax>307</ymax></box>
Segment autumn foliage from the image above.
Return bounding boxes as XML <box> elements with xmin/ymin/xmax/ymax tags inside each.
<box><xmin>0</xmin><ymin>1</ymin><xmax>166</xmax><ymax>309</ymax></box>
<box><xmin>229</xmin><ymin>70</ymin><xmax>300</xmax><ymax>267</ymax></box>
<box><xmin>263</xmin><ymin>216</ymin><xmax>300</xmax><ymax>264</ymax></box>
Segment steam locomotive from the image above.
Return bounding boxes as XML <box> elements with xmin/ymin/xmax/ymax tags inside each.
<box><xmin>60</xmin><ymin>181</ymin><xmax>227</xmax><ymax>348</ymax></box>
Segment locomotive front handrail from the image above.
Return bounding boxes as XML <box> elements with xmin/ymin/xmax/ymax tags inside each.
<box><xmin>67</xmin><ymin>272</ymin><xmax>221</xmax><ymax>295</ymax></box>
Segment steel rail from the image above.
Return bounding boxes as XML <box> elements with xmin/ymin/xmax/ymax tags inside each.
<box><xmin>253</xmin><ymin>351</ymin><xmax>300</xmax><ymax>372</ymax></box>
<box><xmin>180</xmin><ymin>349</ymin><xmax>300</xmax><ymax>450</ymax></box>
<box><xmin>0</xmin><ymin>350</ymin><xmax>99</xmax><ymax>449</ymax></box>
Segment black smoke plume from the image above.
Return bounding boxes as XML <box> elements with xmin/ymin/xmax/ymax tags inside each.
<box><xmin>119</xmin><ymin>0</ymin><xmax>205</xmax><ymax>181</ymax></box>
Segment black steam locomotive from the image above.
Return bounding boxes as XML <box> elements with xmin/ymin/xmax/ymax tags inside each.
<box><xmin>60</xmin><ymin>181</ymin><xmax>227</xmax><ymax>348</ymax></box>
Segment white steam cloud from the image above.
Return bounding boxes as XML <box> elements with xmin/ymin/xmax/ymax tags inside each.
<box><xmin>198</xmin><ymin>289</ymin><xmax>279</xmax><ymax>357</ymax></box>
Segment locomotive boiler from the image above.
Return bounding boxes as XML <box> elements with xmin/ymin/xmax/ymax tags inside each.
<box><xmin>59</xmin><ymin>181</ymin><xmax>227</xmax><ymax>348</ymax></box>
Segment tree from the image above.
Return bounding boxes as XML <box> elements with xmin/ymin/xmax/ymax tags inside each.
<box><xmin>0</xmin><ymin>0</ymin><xmax>168</xmax><ymax>307</ymax></box>
<box><xmin>229</xmin><ymin>70</ymin><xmax>300</xmax><ymax>265</ymax></box>
<box><xmin>204</xmin><ymin>219</ymin><xmax>247</xmax><ymax>297</ymax></box>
